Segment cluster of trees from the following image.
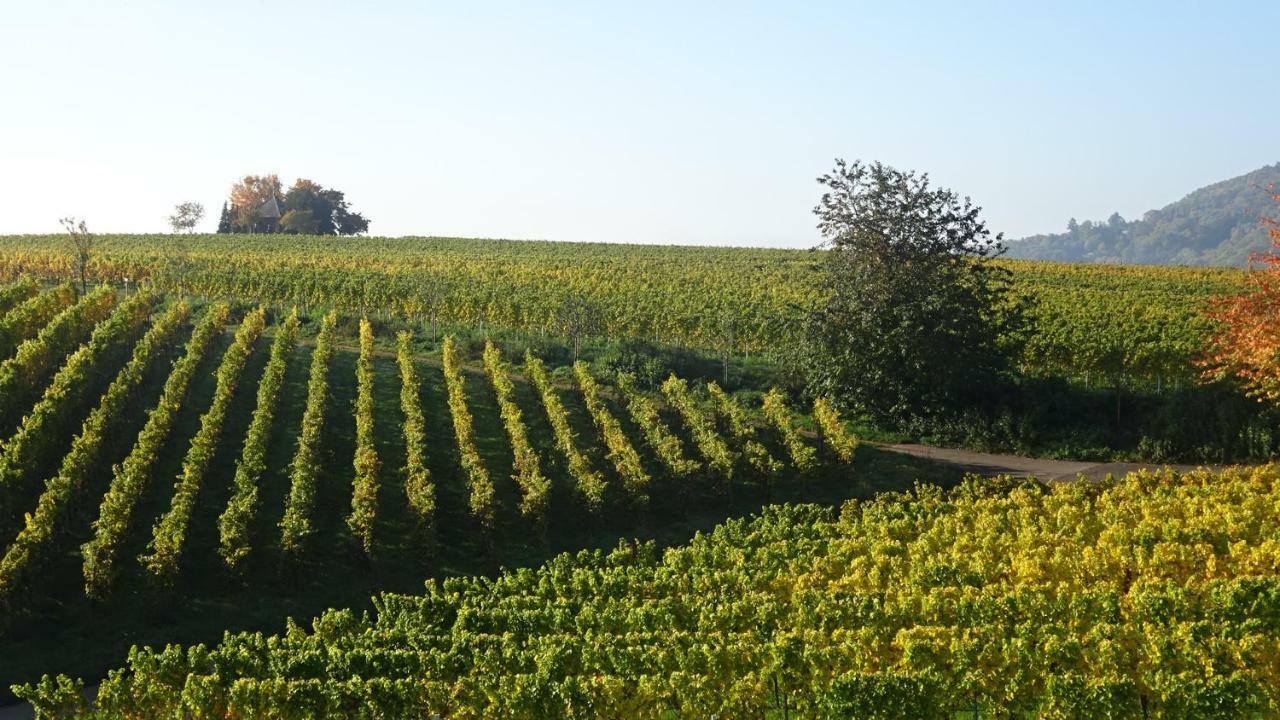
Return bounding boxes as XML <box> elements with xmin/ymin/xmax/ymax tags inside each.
<box><xmin>215</xmin><ymin>175</ymin><xmax>369</xmax><ymax>236</ymax></box>
<box><xmin>1008</xmin><ymin>163</ymin><xmax>1280</xmax><ymax>266</ymax></box>
<box><xmin>161</xmin><ymin>176</ymin><xmax>370</xmax><ymax>236</ymax></box>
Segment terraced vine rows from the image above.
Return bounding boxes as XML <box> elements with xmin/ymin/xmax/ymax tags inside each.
<box><xmin>0</xmin><ymin>280</ymin><xmax>857</xmax><ymax>615</ymax></box>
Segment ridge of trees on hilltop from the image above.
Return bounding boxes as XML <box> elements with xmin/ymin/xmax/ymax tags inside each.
<box><xmin>214</xmin><ymin>175</ymin><xmax>369</xmax><ymax>236</ymax></box>
<box><xmin>1008</xmin><ymin>162</ymin><xmax>1280</xmax><ymax>266</ymax></box>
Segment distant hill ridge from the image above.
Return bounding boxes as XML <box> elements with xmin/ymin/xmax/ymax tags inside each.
<box><xmin>1007</xmin><ymin>163</ymin><xmax>1280</xmax><ymax>266</ymax></box>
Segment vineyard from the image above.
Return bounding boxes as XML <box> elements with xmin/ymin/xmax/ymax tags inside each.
<box><xmin>0</xmin><ymin>265</ymin><xmax>1274</xmax><ymax>717</ymax></box>
<box><xmin>0</xmin><ymin>281</ymin><xmax>907</xmax><ymax>701</ymax></box>
<box><xmin>0</xmin><ymin>233</ymin><xmax>1246</xmax><ymax>385</ymax></box>
<box><xmin>7</xmin><ymin>2</ymin><xmax>1274</xmax><ymax>716</ymax></box>
<box><xmin>16</xmin><ymin>466</ymin><xmax>1280</xmax><ymax>718</ymax></box>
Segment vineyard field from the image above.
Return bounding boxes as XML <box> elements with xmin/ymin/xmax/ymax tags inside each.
<box><xmin>17</xmin><ymin>466</ymin><xmax>1280</xmax><ymax>717</ymax></box>
<box><xmin>0</xmin><ymin>234</ymin><xmax>1247</xmax><ymax>384</ymax></box>
<box><xmin>0</xmin><ymin>289</ymin><xmax>954</xmax><ymax>701</ymax></box>
<box><xmin>7</xmin><ymin>6</ymin><xmax>1274</xmax><ymax>717</ymax></box>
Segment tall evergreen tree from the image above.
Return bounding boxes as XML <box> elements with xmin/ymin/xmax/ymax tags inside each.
<box><xmin>216</xmin><ymin>202</ymin><xmax>233</xmax><ymax>234</ymax></box>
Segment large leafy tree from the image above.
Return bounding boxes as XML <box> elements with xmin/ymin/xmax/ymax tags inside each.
<box><xmin>1202</xmin><ymin>189</ymin><xmax>1280</xmax><ymax>401</ymax></box>
<box><xmin>796</xmin><ymin>159</ymin><xmax>1023</xmax><ymax>427</ymax></box>
<box><xmin>168</xmin><ymin>202</ymin><xmax>204</xmax><ymax>234</ymax></box>
<box><xmin>280</xmin><ymin>179</ymin><xmax>370</xmax><ymax>236</ymax></box>
<box><xmin>228</xmin><ymin>174</ymin><xmax>284</xmax><ymax>231</ymax></box>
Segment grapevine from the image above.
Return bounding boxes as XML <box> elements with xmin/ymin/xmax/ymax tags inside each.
<box><xmin>525</xmin><ymin>351</ymin><xmax>605</xmax><ymax>510</ymax></box>
<box><xmin>706</xmin><ymin>381</ymin><xmax>780</xmax><ymax>476</ymax></box>
<box><xmin>660</xmin><ymin>375</ymin><xmax>735</xmax><ymax>478</ymax></box>
<box><xmin>573</xmin><ymin>361</ymin><xmax>649</xmax><ymax>502</ymax></box>
<box><xmin>482</xmin><ymin>341</ymin><xmax>549</xmax><ymax>522</ymax></box>
<box><xmin>760</xmin><ymin>388</ymin><xmax>816</xmax><ymax>471</ymax></box>
<box><xmin>0</xmin><ymin>276</ymin><xmax>38</xmax><ymax>318</ymax></box>
<box><xmin>0</xmin><ymin>299</ymin><xmax>189</xmax><ymax>603</ymax></box>
<box><xmin>139</xmin><ymin>307</ymin><xmax>266</xmax><ymax>582</ymax></box>
<box><xmin>279</xmin><ymin>311</ymin><xmax>337</xmax><ymax>553</ymax></box>
<box><xmin>442</xmin><ymin>335</ymin><xmax>495</xmax><ymax>528</ymax></box>
<box><xmin>218</xmin><ymin>308</ymin><xmax>299</xmax><ymax>568</ymax></box>
<box><xmin>0</xmin><ymin>283</ymin><xmax>77</xmax><ymax>359</ymax></box>
<box><xmin>0</xmin><ymin>290</ymin><xmax>153</xmax><ymax>507</ymax></box>
<box><xmin>615</xmin><ymin>372</ymin><xmax>699</xmax><ymax>477</ymax></box>
<box><xmin>812</xmin><ymin>397</ymin><xmax>857</xmax><ymax>462</ymax></box>
<box><xmin>396</xmin><ymin>331</ymin><xmax>433</xmax><ymax>528</ymax></box>
<box><xmin>22</xmin><ymin>466</ymin><xmax>1280</xmax><ymax>718</ymax></box>
<box><xmin>346</xmin><ymin>318</ymin><xmax>381</xmax><ymax>555</ymax></box>
<box><xmin>0</xmin><ymin>284</ymin><xmax>116</xmax><ymax>431</ymax></box>
<box><xmin>81</xmin><ymin>303</ymin><xmax>230</xmax><ymax>598</ymax></box>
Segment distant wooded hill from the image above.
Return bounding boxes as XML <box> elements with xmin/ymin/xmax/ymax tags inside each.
<box><xmin>1007</xmin><ymin>163</ymin><xmax>1280</xmax><ymax>266</ymax></box>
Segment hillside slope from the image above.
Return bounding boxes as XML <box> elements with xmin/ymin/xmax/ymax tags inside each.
<box><xmin>16</xmin><ymin>467</ymin><xmax>1279</xmax><ymax>717</ymax></box>
<box><xmin>1008</xmin><ymin>163</ymin><xmax>1280</xmax><ymax>266</ymax></box>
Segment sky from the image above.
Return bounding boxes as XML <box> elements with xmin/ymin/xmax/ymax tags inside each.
<box><xmin>1</xmin><ymin>1</ymin><xmax>1277</xmax><ymax>247</ymax></box>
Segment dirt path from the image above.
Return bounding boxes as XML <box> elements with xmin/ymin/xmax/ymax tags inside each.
<box><xmin>879</xmin><ymin>442</ymin><xmax>1216</xmax><ymax>481</ymax></box>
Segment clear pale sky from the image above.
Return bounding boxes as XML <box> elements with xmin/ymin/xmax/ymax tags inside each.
<box><xmin>2</xmin><ymin>1</ymin><xmax>1277</xmax><ymax>247</ymax></box>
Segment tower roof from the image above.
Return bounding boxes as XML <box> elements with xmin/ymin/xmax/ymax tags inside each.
<box><xmin>258</xmin><ymin>197</ymin><xmax>281</xmax><ymax>220</ymax></box>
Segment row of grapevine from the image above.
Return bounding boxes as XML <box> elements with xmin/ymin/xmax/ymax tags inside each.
<box><xmin>396</xmin><ymin>331</ymin><xmax>434</xmax><ymax>528</ymax></box>
<box><xmin>573</xmin><ymin>362</ymin><xmax>649</xmax><ymax>503</ymax></box>
<box><xmin>482</xmin><ymin>341</ymin><xmax>550</xmax><ymax>522</ymax></box>
<box><xmin>0</xmin><ymin>300</ymin><xmax>190</xmax><ymax>604</ymax></box>
<box><xmin>0</xmin><ymin>290</ymin><xmax>154</xmax><ymax>508</ymax></box>
<box><xmin>278</xmin><ymin>311</ymin><xmax>337</xmax><ymax>553</ymax></box>
<box><xmin>28</xmin><ymin>467</ymin><xmax>1280</xmax><ymax>718</ymax></box>
<box><xmin>812</xmin><ymin>396</ymin><xmax>857</xmax><ymax>462</ymax></box>
<box><xmin>0</xmin><ymin>276</ymin><xmax>38</xmax><ymax>317</ymax></box>
<box><xmin>706</xmin><ymin>381</ymin><xmax>752</xmax><ymax>439</ymax></box>
<box><xmin>0</xmin><ymin>285</ymin><xmax>117</xmax><ymax>431</ymax></box>
<box><xmin>441</xmin><ymin>336</ymin><xmax>495</xmax><ymax>528</ymax></box>
<box><xmin>81</xmin><ymin>304</ymin><xmax>231</xmax><ymax>598</ymax></box>
<box><xmin>0</xmin><ymin>234</ymin><xmax>814</xmax><ymax>356</ymax></box>
<box><xmin>139</xmin><ymin>307</ymin><xmax>266</xmax><ymax>583</ymax></box>
<box><xmin>524</xmin><ymin>352</ymin><xmax>605</xmax><ymax>509</ymax></box>
<box><xmin>706</xmin><ymin>381</ymin><xmax>780</xmax><ymax>475</ymax></box>
<box><xmin>217</xmin><ymin>309</ymin><xmax>300</xmax><ymax>569</ymax></box>
<box><xmin>0</xmin><ymin>283</ymin><xmax>77</xmax><ymax>360</ymax></box>
<box><xmin>0</xmin><ymin>233</ymin><xmax>1244</xmax><ymax>384</ymax></box>
<box><xmin>346</xmin><ymin>318</ymin><xmax>381</xmax><ymax>555</ymax></box>
<box><xmin>660</xmin><ymin>375</ymin><xmax>735</xmax><ymax>477</ymax></box>
<box><xmin>614</xmin><ymin>373</ymin><xmax>699</xmax><ymax>478</ymax></box>
<box><xmin>760</xmin><ymin>388</ymin><xmax>817</xmax><ymax>470</ymax></box>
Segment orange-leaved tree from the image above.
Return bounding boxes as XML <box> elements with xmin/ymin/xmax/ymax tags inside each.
<box><xmin>1201</xmin><ymin>187</ymin><xmax>1280</xmax><ymax>401</ymax></box>
<box><xmin>229</xmin><ymin>174</ymin><xmax>284</xmax><ymax>230</ymax></box>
